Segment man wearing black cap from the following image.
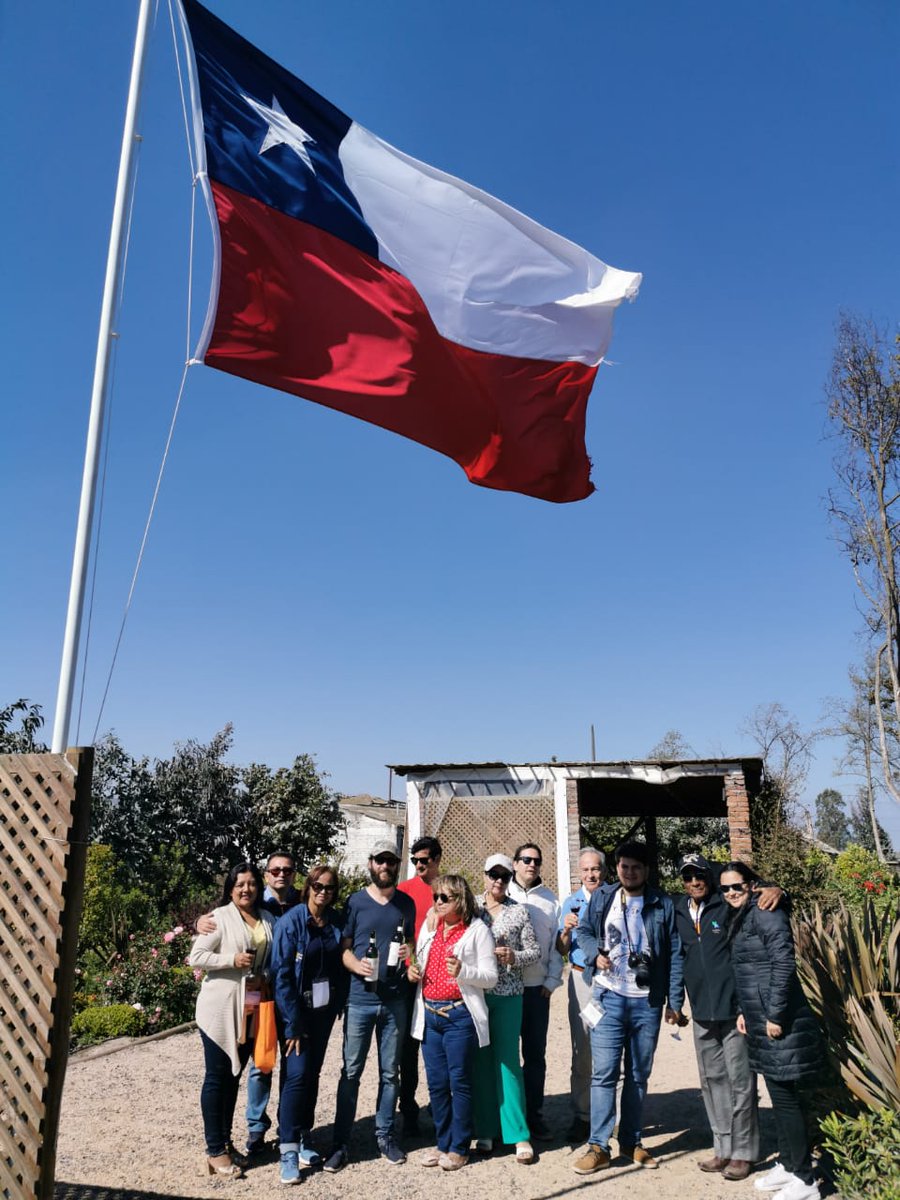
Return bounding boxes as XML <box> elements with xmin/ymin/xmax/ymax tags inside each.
<box><xmin>673</xmin><ymin>852</ymin><xmax>782</xmax><ymax>1181</ymax></box>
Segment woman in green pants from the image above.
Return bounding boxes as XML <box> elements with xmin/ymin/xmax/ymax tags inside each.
<box><xmin>472</xmin><ymin>853</ymin><xmax>541</xmax><ymax>1164</ymax></box>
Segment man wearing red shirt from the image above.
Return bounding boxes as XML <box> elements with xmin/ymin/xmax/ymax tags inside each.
<box><xmin>398</xmin><ymin>836</ymin><xmax>443</xmax><ymax>1135</ymax></box>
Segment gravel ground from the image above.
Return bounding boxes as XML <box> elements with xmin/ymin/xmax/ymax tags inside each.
<box><xmin>55</xmin><ymin>981</ymin><xmax>781</xmax><ymax>1200</ymax></box>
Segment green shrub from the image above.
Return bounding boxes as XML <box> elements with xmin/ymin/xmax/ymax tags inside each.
<box><xmin>831</xmin><ymin>844</ymin><xmax>898</xmax><ymax>917</ymax></box>
<box><xmin>71</xmin><ymin>1002</ymin><xmax>146</xmax><ymax>1047</ymax></box>
<box><xmin>103</xmin><ymin>926</ymin><xmax>199</xmax><ymax>1029</ymax></box>
<box><xmin>820</xmin><ymin>1107</ymin><xmax>900</xmax><ymax>1200</ymax></box>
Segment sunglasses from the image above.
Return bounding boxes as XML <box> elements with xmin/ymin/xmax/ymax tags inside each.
<box><xmin>433</xmin><ymin>893</ymin><xmax>457</xmax><ymax>905</ymax></box>
<box><xmin>411</xmin><ymin>856</ymin><xmax>432</xmax><ymax>865</ymax></box>
<box><xmin>268</xmin><ymin>866</ymin><xmax>294</xmax><ymax>876</ymax></box>
<box><xmin>517</xmin><ymin>855</ymin><xmax>541</xmax><ymax>865</ymax></box>
<box><xmin>373</xmin><ymin>855</ymin><xmax>399</xmax><ymax>865</ymax></box>
<box><xmin>486</xmin><ymin>869</ymin><xmax>512</xmax><ymax>882</ymax></box>
<box><xmin>682</xmin><ymin>871</ymin><xmax>707</xmax><ymax>883</ymax></box>
<box><xmin>310</xmin><ymin>881</ymin><xmax>335</xmax><ymax>893</ymax></box>
<box><xmin>721</xmin><ymin>883</ymin><xmax>747</xmax><ymax>894</ymax></box>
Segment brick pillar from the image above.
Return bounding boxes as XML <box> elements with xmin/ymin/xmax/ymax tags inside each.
<box><xmin>725</xmin><ymin>769</ymin><xmax>753</xmax><ymax>864</ymax></box>
<box><xmin>566</xmin><ymin>778</ymin><xmax>582</xmax><ymax>892</ymax></box>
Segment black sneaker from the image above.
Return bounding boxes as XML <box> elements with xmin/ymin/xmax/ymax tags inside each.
<box><xmin>244</xmin><ymin>1134</ymin><xmax>267</xmax><ymax>1157</ymax></box>
<box><xmin>323</xmin><ymin>1145</ymin><xmax>349</xmax><ymax>1173</ymax></box>
<box><xmin>377</xmin><ymin>1137</ymin><xmax>407</xmax><ymax>1165</ymax></box>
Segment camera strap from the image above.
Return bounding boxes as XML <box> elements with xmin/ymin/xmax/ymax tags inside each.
<box><xmin>619</xmin><ymin>888</ymin><xmax>645</xmax><ymax>957</ymax></box>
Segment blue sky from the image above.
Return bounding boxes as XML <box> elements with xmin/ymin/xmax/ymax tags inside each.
<box><xmin>3</xmin><ymin>1</ymin><xmax>899</xmax><ymax>845</ymax></box>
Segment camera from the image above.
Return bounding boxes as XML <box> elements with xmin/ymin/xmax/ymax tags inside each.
<box><xmin>629</xmin><ymin>950</ymin><xmax>653</xmax><ymax>989</ymax></box>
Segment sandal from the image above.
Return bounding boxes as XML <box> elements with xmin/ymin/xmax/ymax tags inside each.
<box><xmin>515</xmin><ymin>1141</ymin><xmax>534</xmax><ymax>1164</ymax></box>
<box><xmin>206</xmin><ymin>1155</ymin><xmax>243</xmax><ymax>1179</ymax></box>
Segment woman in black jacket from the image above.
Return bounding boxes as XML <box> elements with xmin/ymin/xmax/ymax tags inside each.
<box><xmin>720</xmin><ymin>862</ymin><xmax>822</xmax><ymax>1200</ymax></box>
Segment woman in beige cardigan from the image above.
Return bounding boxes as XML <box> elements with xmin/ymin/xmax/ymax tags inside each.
<box><xmin>189</xmin><ymin>862</ymin><xmax>275</xmax><ymax>1178</ymax></box>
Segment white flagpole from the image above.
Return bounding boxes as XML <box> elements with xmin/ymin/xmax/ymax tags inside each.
<box><xmin>52</xmin><ymin>0</ymin><xmax>156</xmax><ymax>753</ymax></box>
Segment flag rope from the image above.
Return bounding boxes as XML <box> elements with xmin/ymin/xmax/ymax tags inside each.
<box><xmin>89</xmin><ymin>2</ymin><xmax>203</xmax><ymax>743</ymax></box>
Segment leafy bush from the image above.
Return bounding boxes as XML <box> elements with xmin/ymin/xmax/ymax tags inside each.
<box><xmin>831</xmin><ymin>844</ymin><xmax>898</xmax><ymax>917</ymax></box>
<box><xmin>753</xmin><ymin>824</ymin><xmax>834</xmax><ymax>912</ymax></box>
<box><xmin>71</xmin><ymin>1002</ymin><xmax>146</xmax><ymax>1046</ymax></box>
<box><xmin>796</xmin><ymin>900</ymin><xmax>899</xmax><ymax>1112</ymax></box>
<box><xmin>103</xmin><ymin>926</ymin><xmax>199</xmax><ymax>1029</ymax></box>
<box><xmin>78</xmin><ymin>844</ymin><xmax>151</xmax><ymax>965</ymax></box>
<box><xmin>820</xmin><ymin>1107</ymin><xmax>900</xmax><ymax>1200</ymax></box>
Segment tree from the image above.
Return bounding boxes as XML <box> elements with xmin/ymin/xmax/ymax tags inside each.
<box><xmin>827</xmin><ymin>663</ymin><xmax>893</xmax><ymax>860</ymax></box>
<box><xmin>848</xmin><ymin>789</ymin><xmax>895</xmax><ymax>858</ymax></box>
<box><xmin>814</xmin><ymin>788</ymin><xmax>850</xmax><ymax>850</ymax></box>
<box><xmin>152</xmin><ymin>725</ymin><xmax>244</xmax><ymax>887</ymax></box>
<box><xmin>826</xmin><ymin>315</ymin><xmax>900</xmax><ymax>818</ymax></box>
<box><xmin>243</xmin><ymin>754</ymin><xmax>344</xmax><ymax>869</ymax></box>
<box><xmin>741</xmin><ymin>702</ymin><xmax>816</xmax><ymax>816</ymax></box>
<box><xmin>646</xmin><ymin>730</ymin><xmax>697</xmax><ymax>761</ymax></box>
<box><xmin>0</xmin><ymin>698</ymin><xmax>47</xmax><ymax>752</ymax></box>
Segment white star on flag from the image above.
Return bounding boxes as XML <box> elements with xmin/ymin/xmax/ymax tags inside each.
<box><xmin>241</xmin><ymin>93</ymin><xmax>317</xmax><ymax>173</ymax></box>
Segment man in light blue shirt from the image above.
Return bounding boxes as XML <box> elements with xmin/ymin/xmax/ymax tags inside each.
<box><xmin>557</xmin><ymin>847</ymin><xmax>606</xmax><ymax>1143</ymax></box>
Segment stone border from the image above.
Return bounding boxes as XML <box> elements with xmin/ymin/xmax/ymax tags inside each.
<box><xmin>68</xmin><ymin>1020</ymin><xmax>197</xmax><ymax>1064</ymax></box>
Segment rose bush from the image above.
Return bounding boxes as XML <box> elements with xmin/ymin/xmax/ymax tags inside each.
<box><xmin>102</xmin><ymin>927</ymin><xmax>199</xmax><ymax>1029</ymax></box>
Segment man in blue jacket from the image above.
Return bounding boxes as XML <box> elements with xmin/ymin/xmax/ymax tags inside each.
<box><xmin>573</xmin><ymin>840</ymin><xmax>684</xmax><ymax>1175</ymax></box>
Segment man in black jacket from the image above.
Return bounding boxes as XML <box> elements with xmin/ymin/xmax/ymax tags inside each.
<box><xmin>674</xmin><ymin>852</ymin><xmax>781</xmax><ymax>1181</ymax></box>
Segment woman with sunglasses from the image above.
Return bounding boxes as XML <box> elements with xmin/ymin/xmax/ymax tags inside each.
<box><xmin>471</xmin><ymin>853</ymin><xmax>541</xmax><ymax>1164</ymax></box>
<box><xmin>189</xmin><ymin>862</ymin><xmax>276</xmax><ymax>1179</ymax></box>
<box><xmin>270</xmin><ymin>865</ymin><xmax>347</xmax><ymax>1185</ymax></box>
<box><xmin>408</xmin><ymin>874</ymin><xmax>497</xmax><ymax>1170</ymax></box>
<box><xmin>720</xmin><ymin>863</ymin><xmax>823</xmax><ymax>1200</ymax></box>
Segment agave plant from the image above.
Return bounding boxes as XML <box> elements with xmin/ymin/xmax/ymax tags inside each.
<box><xmin>795</xmin><ymin>899</ymin><xmax>899</xmax><ymax>1112</ymax></box>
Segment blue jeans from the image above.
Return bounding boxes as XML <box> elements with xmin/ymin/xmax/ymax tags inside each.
<box><xmin>421</xmin><ymin>1002</ymin><xmax>478</xmax><ymax>1155</ymax></box>
<box><xmin>199</xmin><ymin>1029</ymin><xmax>253</xmax><ymax>1156</ymax></box>
<box><xmin>245</xmin><ymin>1060</ymin><xmax>273</xmax><ymax>1136</ymax></box>
<box><xmin>333</xmin><ymin>995</ymin><xmax>408</xmax><ymax>1146</ymax></box>
<box><xmin>521</xmin><ymin>985</ymin><xmax>551</xmax><ymax>1126</ymax></box>
<box><xmin>589</xmin><ymin>990</ymin><xmax>663</xmax><ymax>1151</ymax></box>
<box><xmin>278</xmin><ymin>1007</ymin><xmax>339</xmax><ymax>1142</ymax></box>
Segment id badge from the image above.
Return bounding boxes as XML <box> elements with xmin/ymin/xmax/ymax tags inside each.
<box><xmin>580</xmin><ymin>1000</ymin><xmax>604</xmax><ymax>1028</ymax></box>
<box><xmin>312</xmin><ymin>978</ymin><xmax>330</xmax><ymax>1009</ymax></box>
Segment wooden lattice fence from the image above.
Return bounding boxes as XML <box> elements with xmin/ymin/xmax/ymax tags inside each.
<box><xmin>421</xmin><ymin>792</ymin><xmax>557</xmax><ymax>890</ymax></box>
<box><xmin>0</xmin><ymin>750</ymin><xmax>92</xmax><ymax>1200</ymax></box>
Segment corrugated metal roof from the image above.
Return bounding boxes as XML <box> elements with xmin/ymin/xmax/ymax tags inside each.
<box><xmin>388</xmin><ymin>757</ymin><xmax>764</xmax><ymax>775</ymax></box>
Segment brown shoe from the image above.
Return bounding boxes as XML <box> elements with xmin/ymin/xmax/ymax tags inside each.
<box><xmin>418</xmin><ymin>1148</ymin><xmax>442</xmax><ymax>1167</ymax></box>
<box><xmin>573</xmin><ymin>1145</ymin><xmax>611</xmax><ymax>1174</ymax></box>
<box><xmin>723</xmin><ymin>1159</ymin><xmax>751</xmax><ymax>1180</ymax></box>
<box><xmin>439</xmin><ymin>1152</ymin><xmax>468</xmax><ymax>1171</ymax></box>
<box><xmin>699</xmin><ymin>1156</ymin><xmax>730</xmax><ymax>1173</ymax></box>
<box><xmin>620</xmin><ymin>1144</ymin><xmax>659</xmax><ymax>1169</ymax></box>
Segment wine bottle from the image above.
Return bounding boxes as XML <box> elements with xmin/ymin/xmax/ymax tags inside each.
<box><xmin>387</xmin><ymin>920</ymin><xmax>405</xmax><ymax>970</ymax></box>
<box><xmin>363</xmin><ymin>930</ymin><xmax>379</xmax><ymax>991</ymax></box>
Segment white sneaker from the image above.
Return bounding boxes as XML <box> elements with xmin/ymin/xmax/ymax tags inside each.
<box><xmin>755</xmin><ymin>1164</ymin><xmax>794</xmax><ymax>1192</ymax></box>
<box><xmin>772</xmin><ymin>1180</ymin><xmax>820</xmax><ymax>1200</ymax></box>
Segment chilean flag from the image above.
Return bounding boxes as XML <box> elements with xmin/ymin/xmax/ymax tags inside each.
<box><xmin>179</xmin><ymin>0</ymin><xmax>641</xmax><ymax>503</ymax></box>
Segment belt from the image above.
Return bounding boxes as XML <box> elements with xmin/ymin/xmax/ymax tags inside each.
<box><xmin>424</xmin><ymin>999</ymin><xmax>466</xmax><ymax>1017</ymax></box>
<box><xmin>571</xmin><ymin>964</ymin><xmax>584</xmax><ymax>973</ymax></box>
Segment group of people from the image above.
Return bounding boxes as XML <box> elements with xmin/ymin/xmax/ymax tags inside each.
<box><xmin>187</xmin><ymin>836</ymin><xmax>824</xmax><ymax>1200</ymax></box>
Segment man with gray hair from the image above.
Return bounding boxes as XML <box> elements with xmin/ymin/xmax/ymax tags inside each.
<box><xmin>557</xmin><ymin>847</ymin><xmax>607</xmax><ymax>1144</ymax></box>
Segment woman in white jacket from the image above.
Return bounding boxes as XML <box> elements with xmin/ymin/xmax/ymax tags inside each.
<box><xmin>189</xmin><ymin>861</ymin><xmax>275</xmax><ymax>1178</ymax></box>
<box><xmin>409</xmin><ymin>874</ymin><xmax>497</xmax><ymax>1171</ymax></box>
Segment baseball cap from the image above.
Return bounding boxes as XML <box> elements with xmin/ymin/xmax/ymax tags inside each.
<box><xmin>370</xmin><ymin>838</ymin><xmax>400</xmax><ymax>860</ymax></box>
<box><xmin>484</xmin><ymin>853</ymin><xmax>514</xmax><ymax>874</ymax></box>
<box><xmin>678</xmin><ymin>852</ymin><xmax>713</xmax><ymax>875</ymax></box>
